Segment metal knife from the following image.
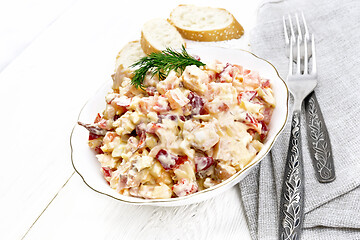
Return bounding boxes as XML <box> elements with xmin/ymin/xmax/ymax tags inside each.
<box><xmin>304</xmin><ymin>92</ymin><xmax>335</xmax><ymax>183</ymax></box>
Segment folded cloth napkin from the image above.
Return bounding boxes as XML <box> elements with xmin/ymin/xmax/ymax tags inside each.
<box><xmin>238</xmin><ymin>0</ymin><xmax>360</xmax><ymax>239</ymax></box>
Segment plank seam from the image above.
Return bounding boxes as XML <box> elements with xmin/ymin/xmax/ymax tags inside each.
<box><xmin>20</xmin><ymin>171</ymin><xmax>75</xmax><ymax>240</ymax></box>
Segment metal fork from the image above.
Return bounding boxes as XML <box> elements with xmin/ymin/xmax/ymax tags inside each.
<box><xmin>283</xmin><ymin>13</ymin><xmax>335</xmax><ymax>183</ymax></box>
<box><xmin>283</xmin><ymin>13</ymin><xmax>311</xmax><ymax>60</ymax></box>
<box><xmin>278</xmin><ymin>35</ymin><xmax>317</xmax><ymax>240</ymax></box>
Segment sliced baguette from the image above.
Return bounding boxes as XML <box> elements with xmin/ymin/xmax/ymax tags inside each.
<box><xmin>115</xmin><ymin>40</ymin><xmax>146</xmax><ymax>70</ymax></box>
<box><xmin>140</xmin><ymin>18</ymin><xmax>186</xmax><ymax>55</ymax></box>
<box><xmin>169</xmin><ymin>5</ymin><xmax>244</xmax><ymax>42</ymax></box>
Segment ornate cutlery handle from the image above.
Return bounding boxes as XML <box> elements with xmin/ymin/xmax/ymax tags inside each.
<box><xmin>305</xmin><ymin>92</ymin><xmax>335</xmax><ymax>183</ymax></box>
<box><xmin>279</xmin><ymin>110</ymin><xmax>304</xmax><ymax>240</ymax></box>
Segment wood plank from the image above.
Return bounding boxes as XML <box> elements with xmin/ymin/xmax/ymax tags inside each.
<box><xmin>0</xmin><ymin>0</ymin><xmax>77</xmax><ymax>72</ymax></box>
<box><xmin>24</xmin><ymin>173</ymin><xmax>251</xmax><ymax>240</ymax></box>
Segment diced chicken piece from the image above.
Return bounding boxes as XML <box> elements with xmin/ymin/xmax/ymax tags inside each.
<box><xmin>183</xmin><ymin>119</ymin><xmax>201</xmax><ymax>133</ymax></box>
<box><xmin>152</xmin><ymin>183</ymin><xmax>173</xmax><ymax>199</ymax></box>
<box><xmin>129</xmin><ymin>187</ymin><xmax>140</xmax><ymax>197</ymax></box>
<box><xmin>250</xmin><ymin>139</ymin><xmax>264</xmax><ymax>152</ymax></box>
<box><xmin>111</xmin><ymin>141</ymin><xmax>127</xmax><ymax>158</ymax></box>
<box><xmin>234</xmin><ymin>64</ymin><xmax>244</xmax><ymax>75</ymax></box>
<box><xmin>138</xmin><ymin>184</ymin><xmax>154</xmax><ymax>199</ymax></box>
<box><xmin>118</xmin><ymin>77</ymin><xmax>144</xmax><ymax>98</ymax></box>
<box><xmin>152</xmin><ymin>96</ymin><xmax>170</xmax><ymax>113</ymax></box>
<box><xmin>240</xmin><ymin>101</ymin><xmax>263</xmax><ymax>115</ymax></box>
<box><xmin>135</xmin><ymin>170</ymin><xmax>153</xmax><ymax>185</ymax></box>
<box><xmin>219</xmin><ymin>63</ymin><xmax>239</xmax><ymax>83</ymax></box>
<box><xmin>256</xmin><ymin>87</ymin><xmax>276</xmax><ymax>107</ymax></box>
<box><xmin>137</xmin><ymin>97</ymin><xmax>154</xmax><ymax>114</ymax></box>
<box><xmin>155</xmin><ymin>126</ymin><xmax>178</xmax><ymax>148</ymax></box>
<box><xmin>149</xmin><ymin>161</ymin><xmax>164</xmax><ymax>179</ymax></box>
<box><xmin>109</xmin><ymin>168</ymin><xmax>120</xmax><ymax>189</ymax></box>
<box><xmin>135</xmin><ymin>155</ymin><xmax>154</xmax><ymax>171</ymax></box>
<box><xmin>220</xmin><ymin>121</ymin><xmax>248</xmax><ymax>140</ymax></box>
<box><xmin>143</xmin><ymin>72</ymin><xmax>160</xmax><ymax>87</ymax></box>
<box><xmin>138</xmin><ymin>183</ymin><xmax>172</xmax><ymax>199</ymax></box>
<box><xmin>212</xmin><ymin>138</ymin><xmax>234</xmax><ymax>162</ymax></box>
<box><xmin>125</xmin><ymin>136</ymin><xmax>139</xmax><ymax>153</ymax></box>
<box><xmin>174</xmin><ymin>161</ymin><xmax>196</xmax><ymax>181</ymax></box>
<box><xmin>104</xmin><ymin>104</ymin><xmax>116</xmax><ymax>120</ymax></box>
<box><xmin>101</xmin><ymin>134</ymin><xmax>121</xmax><ymax>153</ymax></box>
<box><xmin>145</xmin><ymin>134</ymin><xmax>158</xmax><ymax>148</ymax></box>
<box><xmin>172</xmin><ymin>178</ymin><xmax>198</xmax><ymax>197</ymax></box>
<box><xmin>182</xmin><ymin>65</ymin><xmax>209</xmax><ymax>94</ymax></box>
<box><xmin>96</xmin><ymin>154</ymin><xmax>119</xmax><ymax>169</ymax></box>
<box><xmin>112</xmin><ymin>96</ymin><xmax>131</xmax><ymax>108</ymax></box>
<box><xmin>177</xmin><ymin>139</ymin><xmax>195</xmax><ymax>160</ymax></box>
<box><xmin>102</xmin><ymin>132</ymin><xmax>118</xmax><ymax>144</ymax></box>
<box><xmin>97</xmin><ymin>118</ymin><xmax>113</xmax><ymax>130</ymax></box>
<box><xmin>88</xmin><ymin>138</ymin><xmax>103</xmax><ymax>152</ymax></box>
<box><xmin>243</xmin><ymin>70</ymin><xmax>261</xmax><ymax>88</ymax></box>
<box><xmin>213</xmin><ymin>133</ymin><xmax>254</xmax><ymax>170</ymax></box>
<box><xmin>205</xmin><ymin>60</ymin><xmax>225</xmax><ymax>73</ymax></box>
<box><xmin>145</xmin><ymin>86</ymin><xmax>157</xmax><ymax>96</ymax></box>
<box><xmin>105</xmin><ymin>93</ymin><xmax>119</xmax><ymax>104</ymax></box>
<box><xmin>237</xmin><ymin>91</ymin><xmax>257</xmax><ymax>103</ymax></box>
<box><xmin>191</xmin><ymin>123</ymin><xmax>220</xmax><ymax>151</ymax></box>
<box><xmin>206</xmin><ymin>83</ymin><xmax>237</xmax><ymax>113</ymax></box>
<box><xmin>165</xmin><ymin>88</ymin><xmax>190</xmax><ymax>109</ymax></box>
<box><xmin>112</xmin><ymin>65</ymin><xmax>132</xmax><ymax>90</ymax></box>
<box><xmin>203</xmin><ymin>177</ymin><xmax>217</xmax><ymax>189</ymax></box>
<box><xmin>114</xmin><ymin>112</ymin><xmax>136</xmax><ymax>135</ymax></box>
<box><xmin>157</xmin><ymin>70</ymin><xmax>180</xmax><ymax>94</ymax></box>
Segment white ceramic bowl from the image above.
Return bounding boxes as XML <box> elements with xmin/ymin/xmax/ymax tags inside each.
<box><xmin>71</xmin><ymin>45</ymin><xmax>289</xmax><ymax>206</ymax></box>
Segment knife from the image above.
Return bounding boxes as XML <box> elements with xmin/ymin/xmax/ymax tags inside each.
<box><xmin>304</xmin><ymin>92</ymin><xmax>336</xmax><ymax>183</ymax></box>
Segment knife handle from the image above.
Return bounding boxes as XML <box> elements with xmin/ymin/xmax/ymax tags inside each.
<box><xmin>305</xmin><ymin>92</ymin><xmax>336</xmax><ymax>183</ymax></box>
<box><xmin>279</xmin><ymin>110</ymin><xmax>304</xmax><ymax>240</ymax></box>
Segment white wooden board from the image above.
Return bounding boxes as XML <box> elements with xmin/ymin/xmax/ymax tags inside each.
<box><xmin>0</xmin><ymin>0</ymin><xmax>262</xmax><ymax>239</ymax></box>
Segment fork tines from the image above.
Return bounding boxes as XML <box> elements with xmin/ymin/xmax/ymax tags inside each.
<box><xmin>288</xmin><ymin>34</ymin><xmax>316</xmax><ymax>76</ymax></box>
<box><xmin>284</xmin><ymin>12</ymin><xmax>316</xmax><ymax>75</ymax></box>
<box><xmin>283</xmin><ymin>12</ymin><xmax>309</xmax><ymax>45</ymax></box>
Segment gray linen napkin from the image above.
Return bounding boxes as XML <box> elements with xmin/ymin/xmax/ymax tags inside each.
<box><xmin>238</xmin><ymin>0</ymin><xmax>360</xmax><ymax>239</ymax></box>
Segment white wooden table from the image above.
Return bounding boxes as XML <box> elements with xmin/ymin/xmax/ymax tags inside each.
<box><xmin>0</xmin><ymin>0</ymin><xmax>263</xmax><ymax>239</ymax></box>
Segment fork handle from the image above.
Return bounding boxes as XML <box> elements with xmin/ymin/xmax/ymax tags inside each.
<box><xmin>279</xmin><ymin>110</ymin><xmax>304</xmax><ymax>240</ymax></box>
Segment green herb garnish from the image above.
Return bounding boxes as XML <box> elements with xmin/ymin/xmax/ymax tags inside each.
<box><xmin>130</xmin><ymin>45</ymin><xmax>205</xmax><ymax>89</ymax></box>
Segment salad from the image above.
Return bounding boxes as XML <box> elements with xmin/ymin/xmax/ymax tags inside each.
<box><xmin>79</xmin><ymin>59</ymin><xmax>275</xmax><ymax>199</ymax></box>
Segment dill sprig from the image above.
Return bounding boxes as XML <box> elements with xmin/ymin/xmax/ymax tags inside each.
<box><xmin>130</xmin><ymin>45</ymin><xmax>205</xmax><ymax>89</ymax></box>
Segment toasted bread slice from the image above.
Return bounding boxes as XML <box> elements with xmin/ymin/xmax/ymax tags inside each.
<box><xmin>115</xmin><ymin>40</ymin><xmax>146</xmax><ymax>70</ymax></box>
<box><xmin>169</xmin><ymin>5</ymin><xmax>244</xmax><ymax>42</ymax></box>
<box><xmin>140</xmin><ymin>18</ymin><xmax>186</xmax><ymax>55</ymax></box>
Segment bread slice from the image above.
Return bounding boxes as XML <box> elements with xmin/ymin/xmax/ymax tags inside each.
<box><xmin>140</xmin><ymin>18</ymin><xmax>186</xmax><ymax>55</ymax></box>
<box><xmin>115</xmin><ymin>40</ymin><xmax>146</xmax><ymax>70</ymax></box>
<box><xmin>169</xmin><ymin>5</ymin><xmax>244</xmax><ymax>42</ymax></box>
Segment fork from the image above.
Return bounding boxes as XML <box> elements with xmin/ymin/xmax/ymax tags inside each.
<box><xmin>278</xmin><ymin>34</ymin><xmax>317</xmax><ymax>240</ymax></box>
<box><xmin>283</xmin><ymin>13</ymin><xmax>335</xmax><ymax>183</ymax></box>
